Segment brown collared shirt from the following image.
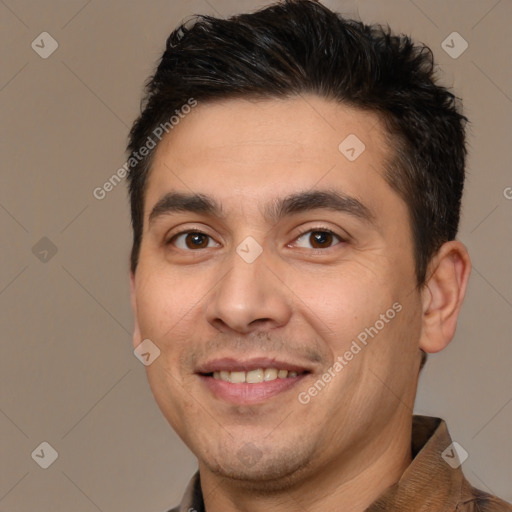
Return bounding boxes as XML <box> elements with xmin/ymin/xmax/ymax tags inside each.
<box><xmin>167</xmin><ymin>415</ymin><xmax>512</xmax><ymax>512</ymax></box>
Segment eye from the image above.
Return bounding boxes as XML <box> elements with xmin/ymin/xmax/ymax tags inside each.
<box><xmin>292</xmin><ymin>228</ymin><xmax>345</xmax><ymax>250</ymax></box>
<box><xmin>168</xmin><ymin>231</ymin><xmax>219</xmax><ymax>250</ymax></box>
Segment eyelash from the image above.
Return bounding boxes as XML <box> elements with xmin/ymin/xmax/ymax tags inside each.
<box><xmin>166</xmin><ymin>226</ymin><xmax>346</xmax><ymax>250</ymax></box>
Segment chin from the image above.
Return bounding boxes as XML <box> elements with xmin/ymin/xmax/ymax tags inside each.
<box><xmin>201</xmin><ymin>443</ymin><xmax>316</xmax><ymax>492</ymax></box>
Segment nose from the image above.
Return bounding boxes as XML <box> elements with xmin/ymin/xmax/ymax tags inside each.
<box><xmin>204</xmin><ymin>247</ymin><xmax>292</xmax><ymax>334</ymax></box>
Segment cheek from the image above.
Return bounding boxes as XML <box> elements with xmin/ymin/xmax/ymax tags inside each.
<box><xmin>135</xmin><ymin>265</ymin><xmax>206</xmax><ymax>341</ymax></box>
<box><xmin>290</xmin><ymin>266</ymin><xmax>399</xmax><ymax>343</ymax></box>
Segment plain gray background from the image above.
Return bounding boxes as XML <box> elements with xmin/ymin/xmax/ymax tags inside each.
<box><xmin>1</xmin><ymin>1</ymin><xmax>511</xmax><ymax>510</ymax></box>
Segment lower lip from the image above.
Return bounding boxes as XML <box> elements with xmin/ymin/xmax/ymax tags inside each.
<box><xmin>198</xmin><ymin>374</ymin><xmax>309</xmax><ymax>404</ymax></box>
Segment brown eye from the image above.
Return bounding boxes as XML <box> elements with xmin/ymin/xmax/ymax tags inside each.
<box><xmin>169</xmin><ymin>231</ymin><xmax>217</xmax><ymax>250</ymax></box>
<box><xmin>185</xmin><ymin>233</ymin><xmax>209</xmax><ymax>249</ymax></box>
<box><xmin>294</xmin><ymin>229</ymin><xmax>343</xmax><ymax>249</ymax></box>
<box><xmin>309</xmin><ymin>231</ymin><xmax>334</xmax><ymax>248</ymax></box>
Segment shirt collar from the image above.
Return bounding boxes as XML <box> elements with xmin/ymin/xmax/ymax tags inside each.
<box><xmin>175</xmin><ymin>415</ymin><xmax>463</xmax><ymax>512</ymax></box>
<box><xmin>367</xmin><ymin>415</ymin><xmax>463</xmax><ymax>511</ymax></box>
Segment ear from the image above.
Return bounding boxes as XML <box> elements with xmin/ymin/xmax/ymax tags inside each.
<box><xmin>419</xmin><ymin>240</ymin><xmax>472</xmax><ymax>354</ymax></box>
<box><xmin>130</xmin><ymin>270</ymin><xmax>143</xmax><ymax>350</ymax></box>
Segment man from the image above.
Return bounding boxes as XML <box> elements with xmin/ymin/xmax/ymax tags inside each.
<box><xmin>126</xmin><ymin>1</ymin><xmax>512</xmax><ymax>510</ymax></box>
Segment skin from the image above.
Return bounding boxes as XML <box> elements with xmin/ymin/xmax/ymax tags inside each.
<box><xmin>129</xmin><ymin>95</ymin><xmax>471</xmax><ymax>512</ymax></box>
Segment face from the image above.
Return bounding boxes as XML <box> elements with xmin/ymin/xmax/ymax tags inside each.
<box><xmin>130</xmin><ymin>95</ymin><xmax>425</xmax><ymax>488</ymax></box>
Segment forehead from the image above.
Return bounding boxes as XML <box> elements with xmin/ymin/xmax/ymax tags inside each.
<box><xmin>144</xmin><ymin>95</ymin><xmax>396</xmax><ymax>220</ymax></box>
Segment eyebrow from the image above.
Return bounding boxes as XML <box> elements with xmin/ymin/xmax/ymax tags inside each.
<box><xmin>148</xmin><ymin>189</ymin><xmax>376</xmax><ymax>227</ymax></box>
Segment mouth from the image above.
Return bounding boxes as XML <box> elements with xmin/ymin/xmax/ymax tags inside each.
<box><xmin>203</xmin><ymin>367</ymin><xmax>308</xmax><ymax>382</ymax></box>
<box><xmin>195</xmin><ymin>357</ymin><xmax>313</xmax><ymax>404</ymax></box>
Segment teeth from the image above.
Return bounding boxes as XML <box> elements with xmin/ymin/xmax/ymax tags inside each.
<box><xmin>230</xmin><ymin>371</ymin><xmax>246</xmax><ymax>384</ymax></box>
<box><xmin>246</xmin><ymin>369</ymin><xmax>264</xmax><ymax>383</ymax></box>
<box><xmin>212</xmin><ymin>368</ymin><xmax>303</xmax><ymax>383</ymax></box>
<box><xmin>264</xmin><ymin>368</ymin><xmax>278</xmax><ymax>381</ymax></box>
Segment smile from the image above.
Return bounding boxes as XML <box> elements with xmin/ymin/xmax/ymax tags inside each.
<box><xmin>210</xmin><ymin>368</ymin><xmax>305</xmax><ymax>383</ymax></box>
<box><xmin>195</xmin><ymin>357</ymin><xmax>313</xmax><ymax>404</ymax></box>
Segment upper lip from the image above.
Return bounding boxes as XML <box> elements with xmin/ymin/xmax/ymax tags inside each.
<box><xmin>195</xmin><ymin>357</ymin><xmax>313</xmax><ymax>374</ymax></box>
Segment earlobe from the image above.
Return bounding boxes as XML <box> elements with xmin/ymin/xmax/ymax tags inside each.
<box><xmin>130</xmin><ymin>271</ymin><xmax>143</xmax><ymax>350</ymax></box>
<box><xmin>419</xmin><ymin>241</ymin><xmax>472</xmax><ymax>354</ymax></box>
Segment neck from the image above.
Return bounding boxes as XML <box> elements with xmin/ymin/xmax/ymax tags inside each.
<box><xmin>199</xmin><ymin>414</ymin><xmax>413</xmax><ymax>512</ymax></box>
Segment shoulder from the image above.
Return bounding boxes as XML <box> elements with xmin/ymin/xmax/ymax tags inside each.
<box><xmin>458</xmin><ymin>481</ymin><xmax>512</xmax><ymax>511</ymax></box>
